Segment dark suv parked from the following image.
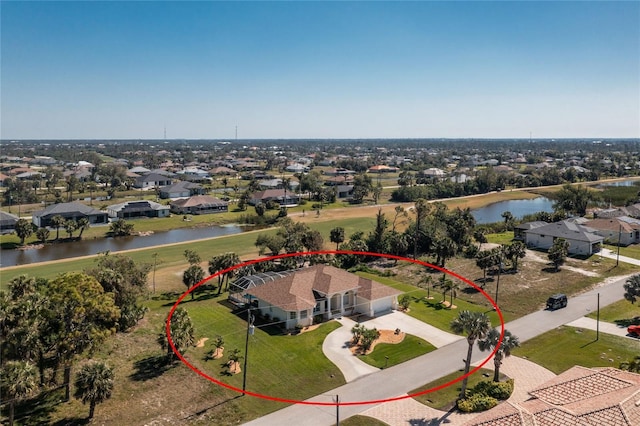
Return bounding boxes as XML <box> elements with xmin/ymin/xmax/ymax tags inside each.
<box><xmin>546</xmin><ymin>294</ymin><xmax>568</xmax><ymax>310</ymax></box>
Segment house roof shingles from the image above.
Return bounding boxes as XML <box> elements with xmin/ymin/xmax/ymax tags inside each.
<box><xmin>465</xmin><ymin>366</ymin><xmax>640</xmax><ymax>426</ymax></box>
<box><xmin>245</xmin><ymin>265</ymin><xmax>401</xmax><ymax>313</ymax></box>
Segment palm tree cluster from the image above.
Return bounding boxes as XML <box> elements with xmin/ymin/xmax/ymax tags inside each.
<box><xmin>1</xmin><ymin>273</ymin><xmax>120</xmax><ymax>422</ymax></box>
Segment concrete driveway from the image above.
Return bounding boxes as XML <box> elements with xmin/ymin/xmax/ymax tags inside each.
<box><xmin>322</xmin><ymin>312</ymin><xmax>463</xmax><ymax>383</ymax></box>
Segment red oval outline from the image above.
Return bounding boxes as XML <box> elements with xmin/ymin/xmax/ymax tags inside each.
<box><xmin>166</xmin><ymin>250</ymin><xmax>505</xmax><ymax>406</ymax></box>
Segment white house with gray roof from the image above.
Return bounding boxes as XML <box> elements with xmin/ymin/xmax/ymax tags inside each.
<box><xmin>522</xmin><ymin>219</ymin><xmax>603</xmax><ymax>256</ymax></box>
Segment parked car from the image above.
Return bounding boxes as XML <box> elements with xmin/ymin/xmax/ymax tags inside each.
<box><xmin>628</xmin><ymin>324</ymin><xmax>640</xmax><ymax>337</ymax></box>
<box><xmin>546</xmin><ymin>293</ymin><xmax>568</xmax><ymax>310</ymax></box>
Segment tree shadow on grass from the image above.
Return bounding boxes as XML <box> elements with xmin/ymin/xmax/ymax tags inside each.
<box><xmin>129</xmin><ymin>355</ymin><xmax>176</xmax><ymax>381</ymax></box>
<box><xmin>11</xmin><ymin>387</ymin><xmax>65</xmax><ymax>426</ymax></box>
<box><xmin>50</xmin><ymin>418</ymin><xmax>90</xmax><ymax>426</ymax></box>
<box><xmin>615</xmin><ymin>317</ymin><xmax>640</xmax><ymax>327</ymax></box>
<box><xmin>542</xmin><ymin>266</ymin><xmax>561</xmax><ymax>273</ymax></box>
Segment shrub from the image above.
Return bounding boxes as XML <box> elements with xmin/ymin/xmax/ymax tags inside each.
<box><xmin>457</xmin><ymin>394</ymin><xmax>498</xmax><ymax>412</ymax></box>
<box><xmin>472</xmin><ymin>379</ymin><xmax>514</xmax><ymax>400</ymax></box>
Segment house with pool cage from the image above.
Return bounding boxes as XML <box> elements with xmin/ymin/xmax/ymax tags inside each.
<box><xmin>229</xmin><ymin>264</ymin><xmax>401</xmax><ymax>330</ymax></box>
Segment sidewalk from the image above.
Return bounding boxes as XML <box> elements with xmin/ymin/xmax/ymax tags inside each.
<box><xmin>567</xmin><ymin>316</ymin><xmax>637</xmax><ymax>339</ymax></box>
<box><xmin>598</xmin><ymin>248</ymin><xmax>640</xmax><ymax>266</ymax></box>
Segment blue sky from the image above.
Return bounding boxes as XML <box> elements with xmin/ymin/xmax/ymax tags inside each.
<box><xmin>1</xmin><ymin>1</ymin><xmax>638</xmax><ymax>139</ymax></box>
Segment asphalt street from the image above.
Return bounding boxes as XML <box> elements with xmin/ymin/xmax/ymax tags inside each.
<box><xmin>243</xmin><ymin>273</ymin><xmax>637</xmax><ymax>426</ymax></box>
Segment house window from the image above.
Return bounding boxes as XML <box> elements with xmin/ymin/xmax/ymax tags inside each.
<box><xmin>343</xmin><ymin>293</ymin><xmax>350</xmax><ymax>306</ymax></box>
<box><xmin>314</xmin><ymin>303</ymin><xmax>321</xmax><ymax>313</ymax></box>
<box><xmin>300</xmin><ymin>310</ymin><xmax>308</xmax><ymax>319</ymax></box>
<box><xmin>289</xmin><ymin>312</ymin><xmax>297</xmax><ymax>320</ymax></box>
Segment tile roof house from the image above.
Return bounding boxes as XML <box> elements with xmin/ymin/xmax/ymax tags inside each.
<box><xmin>587</xmin><ymin>216</ymin><xmax>640</xmax><ymax>246</ymax></box>
<box><xmin>234</xmin><ymin>264</ymin><xmax>401</xmax><ymax>330</ymax></box>
<box><xmin>521</xmin><ymin>220</ymin><xmax>604</xmax><ymax>256</ymax></box>
<box><xmin>32</xmin><ymin>202</ymin><xmax>108</xmax><ymax>227</ymax></box>
<box><xmin>170</xmin><ymin>195</ymin><xmax>228</xmax><ymax>215</ymax></box>
<box><xmin>465</xmin><ymin>366</ymin><xmax>640</xmax><ymax>426</ymax></box>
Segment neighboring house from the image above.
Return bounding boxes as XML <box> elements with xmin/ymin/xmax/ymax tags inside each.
<box><xmin>368</xmin><ymin>165</ymin><xmax>399</xmax><ymax>173</ymax></box>
<box><xmin>587</xmin><ymin>216</ymin><xmax>640</xmax><ymax>246</ymax></box>
<box><xmin>32</xmin><ymin>201</ymin><xmax>108</xmax><ymax>227</ymax></box>
<box><xmin>422</xmin><ymin>168</ymin><xmax>447</xmax><ymax>178</ymax></box>
<box><xmin>159</xmin><ymin>181</ymin><xmax>205</xmax><ymax>199</ymax></box>
<box><xmin>231</xmin><ymin>265</ymin><xmax>401</xmax><ymax>330</ymax></box>
<box><xmin>465</xmin><ymin>366</ymin><xmax>640</xmax><ymax>426</ymax></box>
<box><xmin>285</xmin><ymin>163</ymin><xmax>309</xmax><ymax>173</ymax></box>
<box><xmin>209</xmin><ymin>166</ymin><xmax>238</xmax><ymax>176</ymax></box>
<box><xmin>249</xmin><ymin>189</ymin><xmax>301</xmax><ymax>206</ymax></box>
<box><xmin>0</xmin><ymin>173</ymin><xmax>9</xmax><ymax>186</ymax></box>
<box><xmin>594</xmin><ymin>203</ymin><xmax>640</xmax><ymax>219</ymax></box>
<box><xmin>170</xmin><ymin>196</ymin><xmax>228</xmax><ymax>215</ymax></box>
<box><xmin>513</xmin><ymin>221</ymin><xmax>548</xmax><ymax>241</ymax></box>
<box><xmin>129</xmin><ymin>166</ymin><xmax>151</xmax><ymax>174</ymax></box>
<box><xmin>106</xmin><ymin>200</ymin><xmax>170</xmax><ymax>219</ymax></box>
<box><xmin>133</xmin><ymin>173</ymin><xmax>173</xmax><ymax>189</ymax></box>
<box><xmin>336</xmin><ymin>185</ymin><xmax>354</xmax><ymax>199</ymax></box>
<box><xmin>0</xmin><ymin>211</ymin><xmax>19</xmax><ymax>234</ymax></box>
<box><xmin>521</xmin><ymin>220</ymin><xmax>603</xmax><ymax>255</ymax></box>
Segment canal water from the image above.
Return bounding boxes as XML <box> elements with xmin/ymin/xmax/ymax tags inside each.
<box><xmin>471</xmin><ymin>197</ymin><xmax>555</xmax><ymax>224</ymax></box>
<box><xmin>1</xmin><ymin>224</ymin><xmax>245</xmax><ymax>267</ymax></box>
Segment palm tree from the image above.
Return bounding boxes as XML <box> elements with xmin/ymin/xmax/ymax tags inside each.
<box><xmin>478</xmin><ymin>328</ymin><xmax>520</xmax><ymax>382</ymax></box>
<box><xmin>1</xmin><ymin>361</ymin><xmax>38</xmax><ymax>426</ymax></box>
<box><xmin>330</xmin><ymin>227</ymin><xmax>345</xmax><ymax>251</ymax></box>
<box><xmin>183</xmin><ymin>265</ymin><xmax>204</xmax><ymax>300</ymax></box>
<box><xmin>158</xmin><ymin>307</ymin><xmax>195</xmax><ymax>361</ymax></box>
<box><xmin>623</xmin><ymin>274</ymin><xmax>640</xmax><ymax>304</ymax></box>
<box><xmin>619</xmin><ymin>355</ymin><xmax>640</xmax><ymax>373</ymax></box>
<box><xmin>50</xmin><ymin>214</ymin><xmax>66</xmax><ymax>240</ymax></box>
<box><xmin>505</xmin><ymin>241</ymin><xmax>526</xmax><ymax>272</ymax></box>
<box><xmin>450</xmin><ymin>311</ymin><xmax>491</xmax><ymax>399</ymax></box>
<box><xmin>36</xmin><ymin>227</ymin><xmax>50</xmax><ymax>244</ymax></box>
<box><xmin>434</xmin><ymin>237</ymin><xmax>457</xmax><ymax>268</ymax></box>
<box><xmin>74</xmin><ymin>361</ymin><xmax>115</xmax><ymax>419</ymax></box>
<box><xmin>418</xmin><ymin>273</ymin><xmax>434</xmax><ymax>299</ymax></box>
<box><xmin>14</xmin><ymin>219</ymin><xmax>34</xmax><ymax>245</ymax></box>
<box><xmin>76</xmin><ymin>217</ymin><xmax>90</xmax><ymax>239</ymax></box>
<box><xmin>548</xmin><ymin>238</ymin><xmax>570</xmax><ymax>271</ymax></box>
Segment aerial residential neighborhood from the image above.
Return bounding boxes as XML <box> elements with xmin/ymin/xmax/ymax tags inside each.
<box><xmin>2</xmin><ymin>1</ymin><xmax>640</xmax><ymax>425</ymax></box>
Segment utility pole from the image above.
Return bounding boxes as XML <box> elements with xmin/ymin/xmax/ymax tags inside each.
<box><xmin>333</xmin><ymin>394</ymin><xmax>340</xmax><ymax>426</ymax></box>
<box><xmin>596</xmin><ymin>293</ymin><xmax>600</xmax><ymax>341</ymax></box>
<box><xmin>242</xmin><ymin>309</ymin><xmax>255</xmax><ymax>395</ymax></box>
<box><xmin>152</xmin><ymin>252</ymin><xmax>159</xmax><ymax>294</ymax></box>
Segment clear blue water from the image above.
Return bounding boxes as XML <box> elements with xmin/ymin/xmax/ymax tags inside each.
<box><xmin>471</xmin><ymin>197</ymin><xmax>555</xmax><ymax>224</ymax></box>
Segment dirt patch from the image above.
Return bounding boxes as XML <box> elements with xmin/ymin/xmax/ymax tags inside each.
<box><xmin>196</xmin><ymin>337</ymin><xmax>209</xmax><ymax>348</ymax></box>
<box><xmin>440</xmin><ymin>301</ymin><xmax>458</xmax><ymax>309</ymax></box>
<box><xmin>350</xmin><ymin>329</ymin><xmax>405</xmax><ymax>355</ymax></box>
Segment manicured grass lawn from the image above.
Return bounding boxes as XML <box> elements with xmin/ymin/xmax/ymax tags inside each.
<box><xmin>511</xmin><ymin>326</ymin><xmax>640</xmax><ymax>374</ymax></box>
<box><xmin>586</xmin><ymin>299</ymin><xmax>640</xmax><ymax>325</ymax></box>
<box><xmin>358</xmin><ymin>334</ymin><xmax>436</xmax><ymax>369</ymax></box>
<box><xmin>411</xmin><ymin>368</ymin><xmax>504</xmax><ymax>410</ymax></box>
<box><xmin>179</xmin><ymin>294</ymin><xmax>347</xmax><ymax>416</ymax></box>
<box><xmin>339</xmin><ymin>415</ymin><xmax>389</xmax><ymax>426</ymax></box>
<box><xmin>354</xmin><ymin>271</ymin><xmax>510</xmax><ymax>331</ymax></box>
<box><xmin>604</xmin><ymin>243</ymin><xmax>640</xmax><ymax>260</ymax></box>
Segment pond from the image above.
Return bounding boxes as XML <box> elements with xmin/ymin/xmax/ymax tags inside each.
<box><xmin>472</xmin><ymin>197</ymin><xmax>555</xmax><ymax>224</ymax></box>
<box><xmin>1</xmin><ymin>224</ymin><xmax>246</xmax><ymax>267</ymax></box>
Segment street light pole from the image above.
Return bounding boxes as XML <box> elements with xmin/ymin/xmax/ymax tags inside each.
<box><xmin>596</xmin><ymin>293</ymin><xmax>600</xmax><ymax>341</ymax></box>
<box><xmin>242</xmin><ymin>309</ymin><xmax>255</xmax><ymax>395</ymax></box>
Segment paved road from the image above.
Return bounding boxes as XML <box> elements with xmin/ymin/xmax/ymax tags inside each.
<box><xmin>243</xmin><ymin>274</ymin><xmax>635</xmax><ymax>426</ymax></box>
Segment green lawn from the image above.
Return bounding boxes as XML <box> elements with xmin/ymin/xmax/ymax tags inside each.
<box><xmin>511</xmin><ymin>326</ymin><xmax>640</xmax><ymax>374</ymax></box>
<box><xmin>354</xmin><ymin>271</ymin><xmax>511</xmax><ymax>331</ymax></box>
<box><xmin>338</xmin><ymin>416</ymin><xmax>389</xmax><ymax>426</ymax></box>
<box><xmin>604</xmin><ymin>243</ymin><xmax>640</xmax><ymax>259</ymax></box>
<box><xmin>358</xmin><ymin>334</ymin><xmax>436</xmax><ymax>369</ymax></box>
<box><xmin>586</xmin><ymin>299</ymin><xmax>640</xmax><ymax>326</ymax></box>
<box><xmin>411</xmin><ymin>368</ymin><xmax>504</xmax><ymax>410</ymax></box>
<box><xmin>485</xmin><ymin>232</ymin><xmax>515</xmax><ymax>245</ymax></box>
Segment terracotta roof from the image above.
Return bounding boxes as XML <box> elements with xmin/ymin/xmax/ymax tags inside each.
<box><xmin>245</xmin><ymin>265</ymin><xmax>401</xmax><ymax>312</ymax></box>
<box><xmin>465</xmin><ymin>366</ymin><xmax>640</xmax><ymax>426</ymax></box>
